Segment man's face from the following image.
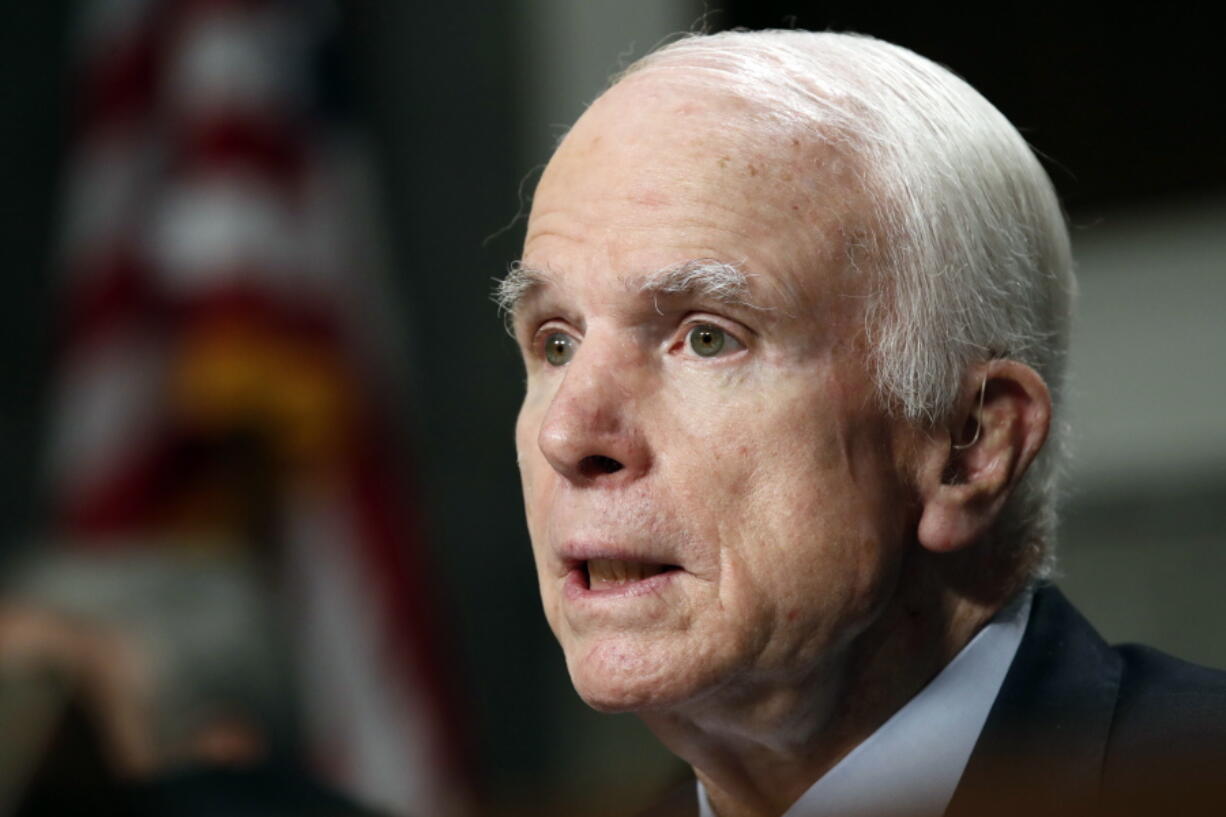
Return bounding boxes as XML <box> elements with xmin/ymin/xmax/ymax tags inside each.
<box><xmin>513</xmin><ymin>77</ymin><xmax>923</xmax><ymax>713</ymax></box>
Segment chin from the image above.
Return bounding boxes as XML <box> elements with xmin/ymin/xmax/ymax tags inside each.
<box><xmin>564</xmin><ymin>633</ymin><xmax>717</xmax><ymax>714</ymax></box>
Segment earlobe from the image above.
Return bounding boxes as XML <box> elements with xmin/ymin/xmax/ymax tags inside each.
<box><xmin>916</xmin><ymin>361</ymin><xmax>1052</xmax><ymax>554</ymax></box>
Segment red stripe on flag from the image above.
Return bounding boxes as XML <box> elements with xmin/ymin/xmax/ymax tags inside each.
<box><xmin>57</xmin><ymin>246</ymin><xmax>160</xmax><ymax>365</ymax></box>
<box><xmin>174</xmin><ymin>115</ymin><xmax>308</xmax><ymax>189</ymax></box>
<box><xmin>73</xmin><ymin>10</ymin><xmax>168</xmax><ymax>136</ymax></box>
<box><xmin>59</xmin><ymin>433</ymin><xmax>171</xmax><ymax>538</ymax></box>
<box><xmin>346</xmin><ymin>419</ymin><xmax>476</xmax><ymax>789</ymax></box>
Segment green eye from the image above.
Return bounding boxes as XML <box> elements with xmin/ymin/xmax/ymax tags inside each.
<box><xmin>544</xmin><ymin>332</ymin><xmax>576</xmax><ymax>365</ymax></box>
<box><xmin>688</xmin><ymin>324</ymin><xmax>727</xmax><ymax>357</ymax></box>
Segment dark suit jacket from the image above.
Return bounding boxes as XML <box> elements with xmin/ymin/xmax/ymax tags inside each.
<box><xmin>637</xmin><ymin>585</ymin><xmax>1226</xmax><ymax>817</ymax></box>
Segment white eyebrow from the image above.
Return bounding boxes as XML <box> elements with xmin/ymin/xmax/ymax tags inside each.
<box><xmin>635</xmin><ymin>259</ymin><xmax>762</xmax><ymax>313</ymax></box>
<box><xmin>493</xmin><ymin>261</ymin><xmax>553</xmax><ymax>325</ymax></box>
<box><xmin>493</xmin><ymin>258</ymin><xmax>776</xmax><ymax>330</ymax></box>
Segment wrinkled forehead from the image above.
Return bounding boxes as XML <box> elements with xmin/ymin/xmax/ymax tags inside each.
<box><xmin>580</xmin><ymin>73</ymin><xmax>782</xmax><ymax>152</ymax></box>
<box><xmin>538</xmin><ymin>72</ymin><xmax>852</xmax><ymax>199</ymax></box>
<box><xmin>524</xmin><ymin>73</ymin><xmax>880</xmax><ymax>316</ymax></box>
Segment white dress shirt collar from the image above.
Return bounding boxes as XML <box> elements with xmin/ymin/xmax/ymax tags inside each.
<box><xmin>698</xmin><ymin>591</ymin><xmax>1032</xmax><ymax>817</ymax></box>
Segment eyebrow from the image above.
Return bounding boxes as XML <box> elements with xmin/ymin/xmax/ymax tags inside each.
<box><xmin>493</xmin><ymin>261</ymin><xmax>554</xmax><ymax>320</ymax></box>
<box><xmin>494</xmin><ymin>258</ymin><xmax>767</xmax><ymax>322</ymax></box>
<box><xmin>637</xmin><ymin>259</ymin><xmax>762</xmax><ymax>313</ymax></box>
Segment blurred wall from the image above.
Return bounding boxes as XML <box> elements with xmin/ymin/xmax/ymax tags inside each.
<box><xmin>0</xmin><ymin>2</ymin><xmax>67</xmax><ymax>555</ymax></box>
<box><xmin>1059</xmin><ymin>197</ymin><xmax>1226</xmax><ymax>669</ymax></box>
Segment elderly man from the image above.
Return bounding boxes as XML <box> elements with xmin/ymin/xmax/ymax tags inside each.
<box><xmin>499</xmin><ymin>30</ymin><xmax>1226</xmax><ymax>817</ymax></box>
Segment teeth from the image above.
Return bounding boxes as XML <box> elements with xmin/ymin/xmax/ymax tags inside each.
<box><xmin>587</xmin><ymin>559</ymin><xmax>666</xmax><ymax>589</ymax></box>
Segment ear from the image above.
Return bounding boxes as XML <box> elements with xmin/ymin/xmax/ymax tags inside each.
<box><xmin>915</xmin><ymin>361</ymin><xmax>1052</xmax><ymax>554</ymax></box>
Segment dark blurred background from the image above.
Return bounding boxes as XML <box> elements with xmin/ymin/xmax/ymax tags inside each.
<box><xmin>1</xmin><ymin>2</ymin><xmax>1223</xmax><ymax>815</ymax></box>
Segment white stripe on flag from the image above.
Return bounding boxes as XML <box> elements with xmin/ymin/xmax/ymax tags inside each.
<box><xmin>149</xmin><ymin>174</ymin><xmax>299</xmax><ymax>293</ymax></box>
<box><xmin>46</xmin><ymin>330</ymin><xmax>166</xmax><ymax>505</ymax></box>
<box><xmin>72</xmin><ymin>0</ymin><xmax>156</xmax><ymax>57</ymax></box>
<box><xmin>59</xmin><ymin>133</ymin><xmax>160</xmax><ymax>270</ymax></box>
<box><xmin>165</xmin><ymin>7</ymin><xmax>306</xmax><ymax>116</ymax></box>
<box><xmin>284</xmin><ymin>485</ymin><xmax>451</xmax><ymax>817</ymax></box>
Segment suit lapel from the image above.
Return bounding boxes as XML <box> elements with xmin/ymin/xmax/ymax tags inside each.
<box><xmin>944</xmin><ymin>585</ymin><xmax>1122</xmax><ymax>817</ymax></box>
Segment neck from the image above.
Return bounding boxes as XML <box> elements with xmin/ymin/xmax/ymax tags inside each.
<box><xmin>639</xmin><ymin>553</ymin><xmax>1016</xmax><ymax>817</ymax></box>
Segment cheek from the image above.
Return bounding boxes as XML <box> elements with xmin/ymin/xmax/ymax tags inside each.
<box><xmin>685</xmin><ymin>391</ymin><xmax>905</xmax><ymax>662</ymax></box>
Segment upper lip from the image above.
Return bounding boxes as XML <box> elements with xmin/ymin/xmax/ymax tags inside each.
<box><xmin>557</xmin><ymin>541</ymin><xmax>683</xmax><ymax>573</ymax></box>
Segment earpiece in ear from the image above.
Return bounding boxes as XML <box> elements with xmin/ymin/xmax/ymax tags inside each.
<box><xmin>952</xmin><ymin>375</ymin><xmax>987</xmax><ymax>451</ymax></box>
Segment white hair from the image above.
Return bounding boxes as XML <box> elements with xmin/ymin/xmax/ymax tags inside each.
<box><xmin>620</xmin><ymin>31</ymin><xmax>1076</xmax><ymax>577</ymax></box>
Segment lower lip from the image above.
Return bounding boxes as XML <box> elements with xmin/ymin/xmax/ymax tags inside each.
<box><xmin>563</xmin><ymin>565</ymin><xmax>684</xmax><ymax>602</ymax></box>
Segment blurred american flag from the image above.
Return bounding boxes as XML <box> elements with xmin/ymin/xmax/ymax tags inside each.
<box><xmin>43</xmin><ymin>0</ymin><xmax>471</xmax><ymax>812</ymax></box>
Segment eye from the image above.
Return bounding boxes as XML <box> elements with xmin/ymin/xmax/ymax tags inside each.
<box><xmin>687</xmin><ymin>323</ymin><xmax>733</xmax><ymax>357</ymax></box>
<box><xmin>543</xmin><ymin>331</ymin><xmax>576</xmax><ymax>366</ymax></box>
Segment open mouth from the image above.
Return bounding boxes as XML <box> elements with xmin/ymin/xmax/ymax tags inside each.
<box><xmin>583</xmin><ymin>559</ymin><xmax>683</xmax><ymax>591</ymax></box>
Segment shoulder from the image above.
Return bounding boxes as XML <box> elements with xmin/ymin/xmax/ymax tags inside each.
<box><xmin>1101</xmin><ymin>643</ymin><xmax>1226</xmax><ymax>813</ymax></box>
<box><xmin>1114</xmin><ymin>642</ymin><xmax>1226</xmax><ymax>730</ymax></box>
<box><xmin>1113</xmin><ymin>641</ymin><xmax>1226</xmax><ymax>714</ymax></box>
<box><xmin>1018</xmin><ymin>587</ymin><xmax>1226</xmax><ymax>766</ymax></box>
<box><xmin>952</xmin><ymin>585</ymin><xmax>1226</xmax><ymax>817</ymax></box>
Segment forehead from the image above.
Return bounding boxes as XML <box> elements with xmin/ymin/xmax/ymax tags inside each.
<box><xmin>521</xmin><ymin>75</ymin><xmax>874</xmax><ymax>317</ymax></box>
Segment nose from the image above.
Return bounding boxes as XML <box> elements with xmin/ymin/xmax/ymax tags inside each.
<box><xmin>536</xmin><ymin>339</ymin><xmax>652</xmax><ymax>486</ymax></box>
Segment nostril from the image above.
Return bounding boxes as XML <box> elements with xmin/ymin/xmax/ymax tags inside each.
<box><xmin>578</xmin><ymin>454</ymin><xmax>624</xmax><ymax>477</ymax></box>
